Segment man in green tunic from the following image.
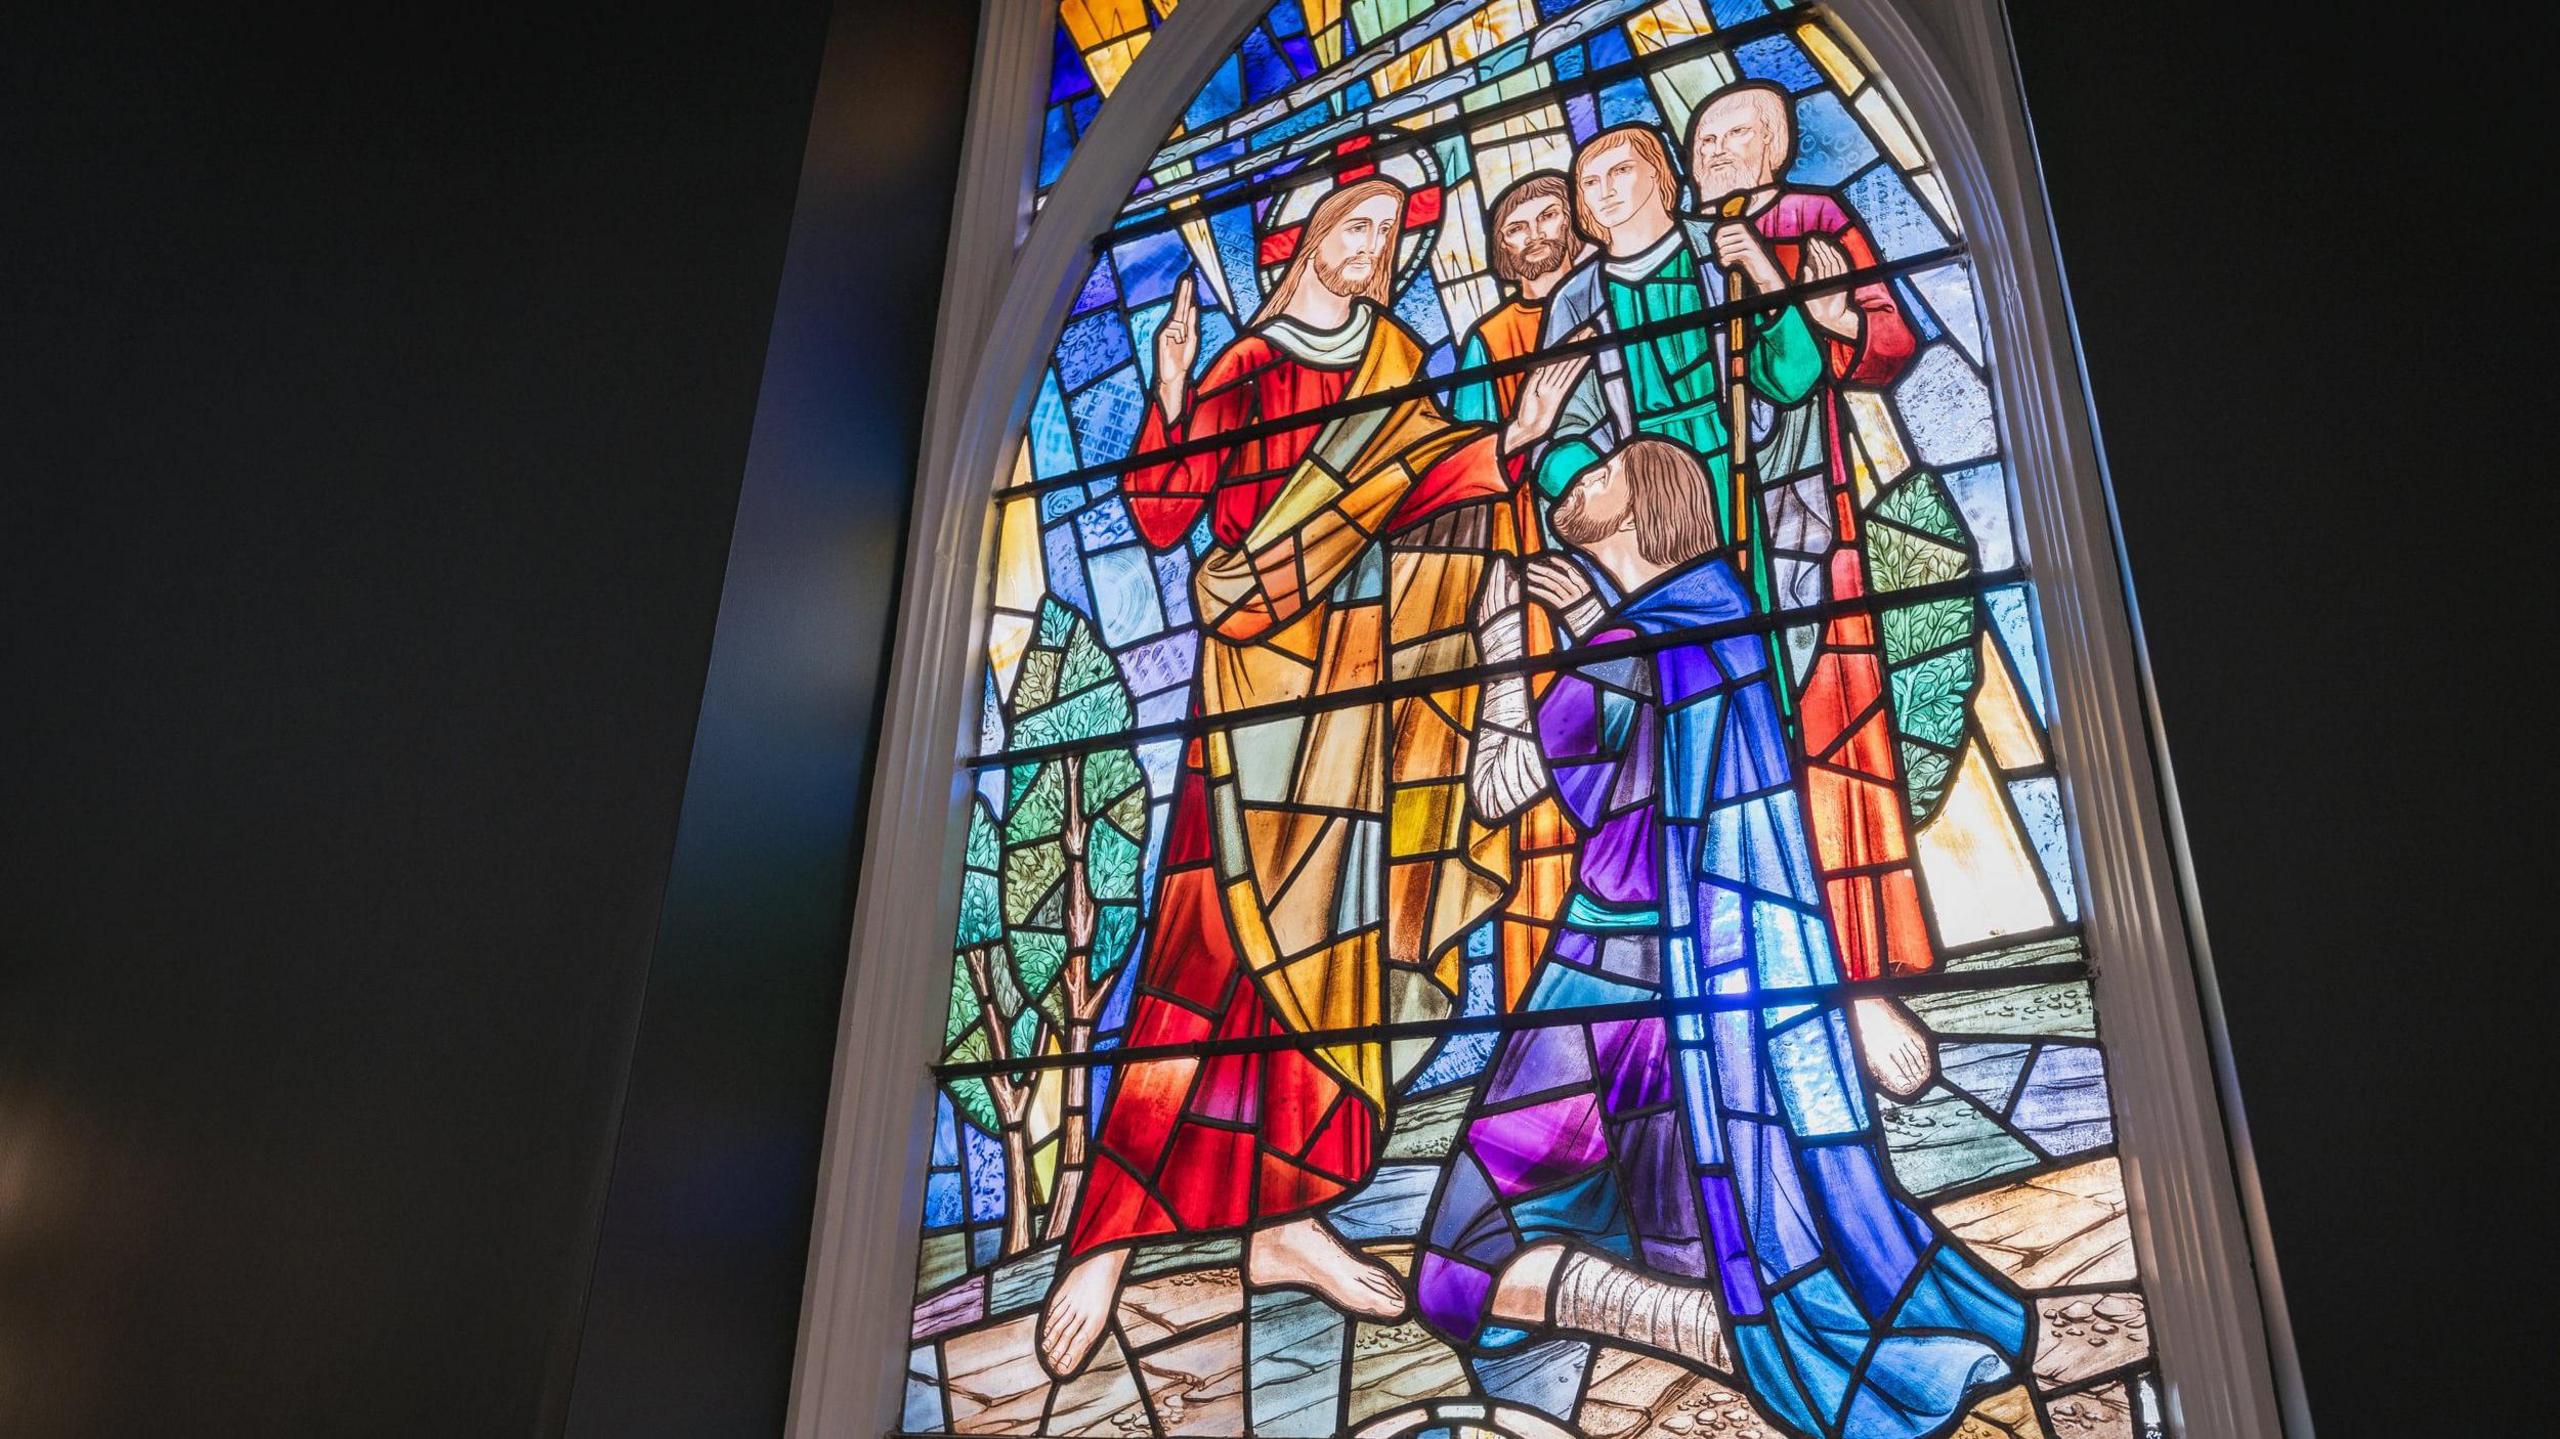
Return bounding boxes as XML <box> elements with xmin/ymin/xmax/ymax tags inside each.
<box><xmin>1532</xmin><ymin>123</ymin><xmax>1822</xmax><ymax>615</ymax></box>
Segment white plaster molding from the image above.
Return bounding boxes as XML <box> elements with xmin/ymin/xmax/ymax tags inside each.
<box><xmin>789</xmin><ymin>3</ymin><xmax>2308</xmax><ymax>1435</ymax></box>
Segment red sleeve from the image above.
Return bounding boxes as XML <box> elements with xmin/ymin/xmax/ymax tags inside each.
<box><xmin>1124</xmin><ymin>339</ymin><xmax>1263</xmax><ymax>551</ymax></box>
<box><xmin>1830</xmin><ymin>219</ymin><xmax>1916</xmax><ymax>386</ymax></box>
<box><xmin>1384</xmin><ymin>430</ymin><xmax>1517</xmax><ymax>531</ymax></box>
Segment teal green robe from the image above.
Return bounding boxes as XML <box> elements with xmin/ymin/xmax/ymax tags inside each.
<box><xmin>1534</xmin><ymin>226</ymin><xmax>1822</xmax><ymax>610</ymax></box>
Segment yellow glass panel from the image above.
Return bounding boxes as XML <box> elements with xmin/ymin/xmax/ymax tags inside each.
<box><xmin>1629</xmin><ymin>0</ymin><xmax>1715</xmax><ymax>52</ymax></box>
<box><xmin>1391</xmin><ymin>781</ymin><xmax>1457</xmax><ymax>855</ymax></box>
<box><xmin>1084</xmin><ymin>35</ymin><xmax>1147</xmax><ymax>98</ymax></box>
<box><xmin>1305</xmin><ymin>0</ymin><xmax>1346</xmax><ymax>67</ymax></box>
<box><xmin>1447</xmin><ymin>0</ymin><xmax>1538</xmax><ymax>64</ymax></box>
<box><xmin>1855</xmin><ymin>86</ymin><xmax>1927</xmax><ymax>170</ymax></box>
<box><xmin>1915</xmin><ymin>743</ymin><xmax>2055</xmax><ymax>946</ymax></box>
<box><xmin>1975</xmin><ymin>632</ymin><xmax>2047</xmax><ymax>771</ymax></box>
<box><xmin>1056</xmin><ymin>0</ymin><xmax>1150</xmax><ymax>55</ymax></box>
<box><xmin>991</xmin><ymin>488</ymin><xmax>1043</xmax><ymax>611</ymax></box>
<box><xmin>1179</xmin><ymin>214</ymin><xmax>1233</xmax><ymax>313</ymax></box>
<box><xmin>1372</xmin><ymin>38</ymin><xmax>1450</xmax><ymax>96</ymax></box>
<box><xmin>1843</xmin><ymin>388</ymin><xmax>1912</xmax><ymax>503</ymax></box>
<box><xmin>1800</xmin><ymin>22</ymin><xmax>1865</xmax><ymax>91</ymax></box>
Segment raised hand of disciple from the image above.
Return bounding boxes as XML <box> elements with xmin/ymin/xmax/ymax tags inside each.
<box><xmin>1711</xmin><ymin>220</ymin><xmax>1787</xmax><ymax>295</ymax></box>
<box><xmin>1525</xmin><ymin>553</ymin><xmax>1605</xmax><ymax>643</ymax></box>
<box><xmin>1155</xmin><ymin>276</ymin><xmax>1199</xmax><ymax>420</ymax></box>
<box><xmin>1799</xmin><ymin>234</ymin><xmax>1860</xmax><ymax>341</ymax></box>
<box><xmin>1502</xmin><ymin>350</ymin><xmax>1590</xmax><ymax>456</ymax></box>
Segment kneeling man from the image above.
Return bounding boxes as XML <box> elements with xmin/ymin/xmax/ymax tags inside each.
<box><xmin>1418</xmin><ymin>439</ymin><xmax>2030</xmax><ymax>1439</ymax></box>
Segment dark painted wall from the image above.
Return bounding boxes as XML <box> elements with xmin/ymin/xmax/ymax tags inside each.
<box><xmin>3</xmin><ymin>2</ymin><xmax>970</xmax><ymax>1434</ymax></box>
<box><xmin>559</xmin><ymin>6</ymin><xmax>980</xmax><ymax>1434</ymax></box>
<box><xmin>2006</xmin><ymin>3</ymin><xmax>2536</xmax><ymax>1432</ymax></box>
<box><xmin>0</xmin><ymin>1</ymin><xmax>2530</xmax><ymax>1435</ymax></box>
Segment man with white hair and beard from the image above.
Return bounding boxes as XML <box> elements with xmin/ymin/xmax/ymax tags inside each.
<box><xmin>1688</xmin><ymin>81</ymin><xmax>1940</xmax><ymax>1091</ymax></box>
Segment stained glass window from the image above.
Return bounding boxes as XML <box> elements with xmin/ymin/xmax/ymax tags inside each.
<box><xmin>922</xmin><ymin>4</ymin><xmax>2171</xmax><ymax>1437</ymax></box>
<box><xmin>1042</xmin><ymin>3</ymin><xmax>1181</xmax><ymax>200</ymax></box>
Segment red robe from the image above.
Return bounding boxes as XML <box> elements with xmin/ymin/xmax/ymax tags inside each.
<box><xmin>1752</xmin><ymin>190</ymin><xmax>1934</xmax><ymax>982</ymax></box>
<box><xmin>1069</xmin><ymin>317</ymin><xmax>1510</xmax><ymax>1255</ymax></box>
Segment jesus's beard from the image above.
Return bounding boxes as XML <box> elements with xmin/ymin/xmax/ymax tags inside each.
<box><xmin>1314</xmin><ymin>251</ymin><xmax>1377</xmax><ymax>301</ymax></box>
<box><xmin>1550</xmin><ymin>487</ymin><xmax>1624</xmax><ymax>547</ymax></box>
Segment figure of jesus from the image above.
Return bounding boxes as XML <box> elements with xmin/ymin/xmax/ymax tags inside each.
<box><xmin>1689</xmin><ymin>81</ymin><xmax>1935</xmax><ymax>1091</ymax></box>
<box><xmin>1418</xmin><ymin>439</ymin><xmax>2030</xmax><ymax>1439</ymax></box>
<box><xmin>1038</xmin><ymin>176</ymin><xmax>1586</xmax><ymax>1379</ymax></box>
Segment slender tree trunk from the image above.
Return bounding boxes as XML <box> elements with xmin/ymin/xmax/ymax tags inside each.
<box><xmin>1040</xmin><ymin>751</ymin><xmax>1105</xmax><ymax>1246</ymax></box>
<box><xmin>1041</xmin><ymin>1017</ymin><xmax>1096</xmax><ymax>1244</ymax></box>
<box><xmin>995</xmin><ymin>1084</ymin><xmax>1036</xmax><ymax>1256</ymax></box>
<box><xmin>965</xmin><ymin>943</ymin><xmax>1041</xmax><ymax>1257</ymax></box>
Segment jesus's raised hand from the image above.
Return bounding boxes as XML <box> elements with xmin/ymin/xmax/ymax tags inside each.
<box><xmin>1155</xmin><ymin>276</ymin><xmax>1199</xmax><ymax>420</ymax></box>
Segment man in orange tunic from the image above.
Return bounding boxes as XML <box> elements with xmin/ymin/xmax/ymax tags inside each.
<box><xmin>1452</xmin><ymin>170</ymin><xmax>1582</xmax><ymax>425</ymax></box>
<box><xmin>1038</xmin><ymin>176</ymin><xmax>1584</xmax><ymax>1378</ymax></box>
<box><xmin>1451</xmin><ymin>169</ymin><xmax>1589</xmax><ymax>1010</ymax></box>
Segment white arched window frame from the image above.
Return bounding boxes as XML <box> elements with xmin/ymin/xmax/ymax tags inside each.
<box><xmin>787</xmin><ymin>3</ymin><xmax>2309</xmax><ymax>1436</ymax></box>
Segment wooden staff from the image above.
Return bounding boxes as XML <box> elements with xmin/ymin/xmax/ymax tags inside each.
<box><xmin>1718</xmin><ymin>193</ymin><xmax>1755</xmax><ymax>571</ymax></box>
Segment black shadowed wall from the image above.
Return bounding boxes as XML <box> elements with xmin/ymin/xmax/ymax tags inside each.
<box><xmin>0</xmin><ymin>1</ymin><xmax>2532</xmax><ymax>1434</ymax></box>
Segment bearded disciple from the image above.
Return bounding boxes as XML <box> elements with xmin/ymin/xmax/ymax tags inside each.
<box><xmin>1689</xmin><ymin>82</ymin><xmax>1935</xmax><ymax>1091</ymax></box>
<box><xmin>1421</xmin><ymin>439</ymin><xmax>2030</xmax><ymax>1439</ymax></box>
<box><xmin>1037</xmin><ymin>176</ymin><xmax>1587</xmax><ymax>1379</ymax></box>
<box><xmin>1452</xmin><ymin>171</ymin><xmax>1582</xmax><ymax>425</ymax></box>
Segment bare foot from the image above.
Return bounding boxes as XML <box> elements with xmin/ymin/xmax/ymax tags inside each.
<box><xmin>1854</xmin><ymin>995</ymin><xmax>1935</xmax><ymax>1100</ymax></box>
<box><xmin>1246</xmin><ymin>1217</ymin><xmax>1408</xmax><ymax>1320</ymax></box>
<box><xmin>1038</xmin><ymin>1246</ymin><xmax>1129</xmax><ymax>1379</ymax></box>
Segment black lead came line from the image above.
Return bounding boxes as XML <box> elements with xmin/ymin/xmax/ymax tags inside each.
<box><xmin>998</xmin><ymin>242</ymin><xmax>1967</xmax><ymax>503</ymax></box>
<box><xmin>1095</xmin><ymin>3</ymin><xmax>1834</xmax><ymax>252</ymax></box>
<box><xmin>931</xmin><ymin>957</ymin><xmax>2092</xmax><ymax>1081</ymax></box>
<box><xmin>964</xmin><ymin>562</ymin><xmax>2028</xmax><ymax>771</ymax></box>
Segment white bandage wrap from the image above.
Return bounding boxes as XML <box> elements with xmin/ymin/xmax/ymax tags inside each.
<box><xmin>1469</xmin><ymin>674</ymin><xmax>1546</xmax><ymax>820</ymax></box>
<box><xmin>1551</xmin><ymin>1250</ymin><xmax>1733</xmax><ymax>1373</ymax></box>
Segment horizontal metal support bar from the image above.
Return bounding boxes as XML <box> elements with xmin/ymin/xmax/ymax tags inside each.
<box><xmin>934</xmin><ymin>950</ymin><xmax>2089</xmax><ymax>1080</ymax></box>
<box><xmin>1004</xmin><ymin>243</ymin><xmax>1966</xmax><ymax>503</ymax></box>
<box><xmin>969</xmin><ymin>562</ymin><xmax>2026</xmax><ymax>769</ymax></box>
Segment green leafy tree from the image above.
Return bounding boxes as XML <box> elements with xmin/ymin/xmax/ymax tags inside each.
<box><xmin>945</xmin><ymin>597</ymin><xmax>1150</xmax><ymax>1253</ymax></box>
<box><xmin>946</xmin><ymin>798</ymin><xmax>1042</xmax><ymax>1255</ymax></box>
<box><xmin>1867</xmin><ymin>470</ymin><xmax>1982</xmax><ymax>821</ymax></box>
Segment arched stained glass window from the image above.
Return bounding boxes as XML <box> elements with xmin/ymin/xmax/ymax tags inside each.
<box><xmin>794</xmin><ymin>5</ymin><xmax>2297</xmax><ymax>1439</ymax></box>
